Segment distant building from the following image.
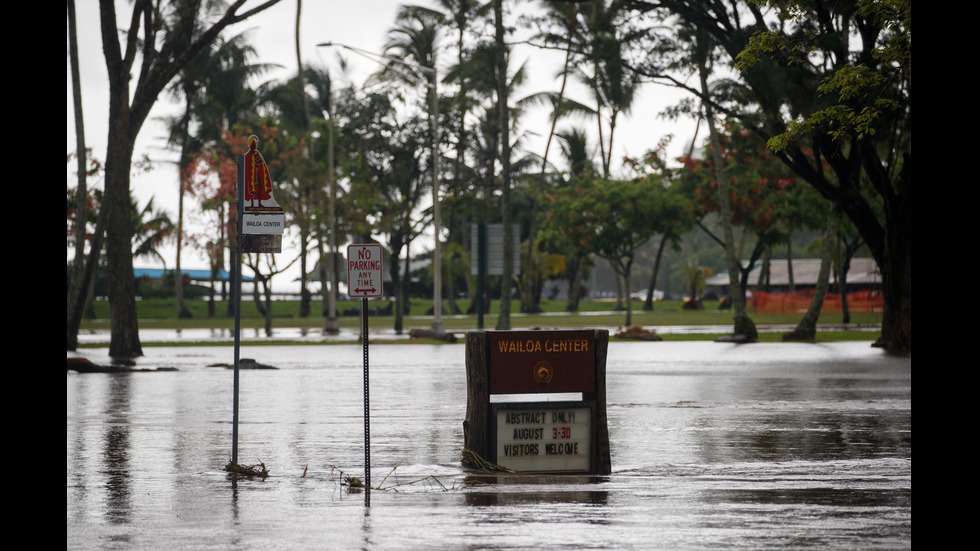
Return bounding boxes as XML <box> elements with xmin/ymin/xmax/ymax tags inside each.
<box><xmin>706</xmin><ymin>258</ymin><xmax>880</xmax><ymax>293</ymax></box>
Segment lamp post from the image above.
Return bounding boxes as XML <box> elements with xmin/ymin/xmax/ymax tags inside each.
<box><xmin>323</xmin><ymin>106</ymin><xmax>339</xmax><ymax>334</ymax></box>
<box><xmin>317</xmin><ymin>41</ymin><xmax>444</xmax><ymax>334</ymax></box>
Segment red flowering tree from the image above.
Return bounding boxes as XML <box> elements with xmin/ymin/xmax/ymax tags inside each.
<box><xmin>678</xmin><ymin>123</ymin><xmax>828</xmax><ymax>305</ymax></box>
<box><xmin>187</xmin><ymin>122</ymin><xmax>307</xmax><ymax>328</ymax></box>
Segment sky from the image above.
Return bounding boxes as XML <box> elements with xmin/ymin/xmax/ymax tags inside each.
<box><xmin>68</xmin><ymin>0</ymin><xmax>696</xmax><ymax>293</ymax></box>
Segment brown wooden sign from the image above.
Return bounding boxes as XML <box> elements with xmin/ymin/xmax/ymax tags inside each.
<box><xmin>488</xmin><ymin>330</ymin><xmax>595</xmax><ymax>394</ymax></box>
<box><xmin>464</xmin><ymin>330</ymin><xmax>611</xmax><ymax>474</ymax></box>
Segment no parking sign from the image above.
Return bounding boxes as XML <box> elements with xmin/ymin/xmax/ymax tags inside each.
<box><xmin>346</xmin><ymin>244</ymin><xmax>383</xmax><ymax>298</ymax></box>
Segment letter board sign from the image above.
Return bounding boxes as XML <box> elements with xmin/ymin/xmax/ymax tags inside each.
<box><xmin>491</xmin><ymin>401</ymin><xmax>593</xmax><ymax>473</ymax></box>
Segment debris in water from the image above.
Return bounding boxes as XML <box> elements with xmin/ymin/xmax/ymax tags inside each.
<box><xmin>343</xmin><ymin>474</ymin><xmax>365</xmax><ymax>488</ymax></box>
<box><xmin>613</xmin><ymin>326</ymin><xmax>662</xmax><ymax>341</ymax></box>
<box><xmin>461</xmin><ymin>449</ymin><xmax>515</xmax><ymax>473</ymax></box>
<box><xmin>224</xmin><ymin>461</ymin><xmax>270</xmax><ymax>478</ymax></box>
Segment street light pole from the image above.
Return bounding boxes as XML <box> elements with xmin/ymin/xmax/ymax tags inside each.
<box><xmin>323</xmin><ymin>107</ymin><xmax>339</xmax><ymax>334</ymax></box>
<box><xmin>318</xmin><ymin>41</ymin><xmax>444</xmax><ymax>334</ymax></box>
<box><xmin>428</xmin><ymin>66</ymin><xmax>444</xmax><ymax>334</ymax></box>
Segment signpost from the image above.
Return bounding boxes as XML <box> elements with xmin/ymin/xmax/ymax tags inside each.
<box><xmin>231</xmin><ymin>135</ymin><xmax>284</xmax><ymax>468</ymax></box>
<box><xmin>347</xmin><ymin>243</ymin><xmax>383</xmax><ymax>504</ymax></box>
<box><xmin>464</xmin><ymin>330</ymin><xmax>611</xmax><ymax>474</ymax></box>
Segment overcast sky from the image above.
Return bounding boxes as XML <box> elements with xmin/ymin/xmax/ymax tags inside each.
<box><xmin>68</xmin><ymin>0</ymin><xmax>695</xmax><ymax>292</ymax></box>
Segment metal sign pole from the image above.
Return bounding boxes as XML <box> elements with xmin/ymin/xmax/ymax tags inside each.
<box><xmin>477</xmin><ymin>223</ymin><xmax>485</xmax><ymax>329</ymax></box>
<box><xmin>347</xmin><ymin>242</ymin><xmax>381</xmax><ymax>505</ymax></box>
<box><xmin>232</xmin><ymin>154</ymin><xmax>244</xmax><ymax>465</ymax></box>
<box><xmin>361</xmin><ymin>297</ymin><xmax>371</xmax><ymax>505</ymax></box>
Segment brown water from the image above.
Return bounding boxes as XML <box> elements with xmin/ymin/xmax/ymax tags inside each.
<box><xmin>67</xmin><ymin>341</ymin><xmax>910</xmax><ymax>549</ymax></box>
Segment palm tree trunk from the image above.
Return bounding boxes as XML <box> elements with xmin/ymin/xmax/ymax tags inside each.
<box><xmin>494</xmin><ymin>0</ymin><xmax>513</xmax><ymax>330</ymax></box>
<box><xmin>643</xmin><ymin>235</ymin><xmax>668</xmax><ymax>311</ymax></box>
<box><xmin>67</xmin><ymin>0</ymin><xmax>89</xmax><ymax>351</ymax></box>
<box><xmin>175</xmin><ymin>96</ymin><xmax>194</xmax><ymax>319</ymax></box>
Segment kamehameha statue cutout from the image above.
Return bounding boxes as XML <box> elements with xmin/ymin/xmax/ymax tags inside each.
<box><xmin>241</xmin><ymin>135</ymin><xmax>285</xmax><ymax>253</ymax></box>
<box><xmin>243</xmin><ymin>135</ymin><xmax>283</xmax><ymax>212</ymax></box>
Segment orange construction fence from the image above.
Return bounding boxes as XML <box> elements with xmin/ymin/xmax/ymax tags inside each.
<box><xmin>752</xmin><ymin>289</ymin><xmax>883</xmax><ymax>314</ymax></box>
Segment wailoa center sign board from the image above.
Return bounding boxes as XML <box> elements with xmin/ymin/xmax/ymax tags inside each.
<box><xmin>464</xmin><ymin>330</ymin><xmax>611</xmax><ymax>475</ymax></box>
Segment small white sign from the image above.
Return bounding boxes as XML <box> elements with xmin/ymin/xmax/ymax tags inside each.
<box><xmin>243</xmin><ymin>213</ymin><xmax>286</xmax><ymax>235</ymax></box>
<box><xmin>347</xmin><ymin>244</ymin><xmax>384</xmax><ymax>298</ymax></box>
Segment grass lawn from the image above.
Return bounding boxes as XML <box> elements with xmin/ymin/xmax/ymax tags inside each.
<box><xmin>79</xmin><ymin>297</ymin><xmax>882</xmax><ymax>345</ymax></box>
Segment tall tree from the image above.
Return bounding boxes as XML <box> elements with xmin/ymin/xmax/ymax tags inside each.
<box><xmin>293</xmin><ymin>0</ymin><xmax>312</xmax><ymax>317</ymax></box>
<box><xmin>573</xmin><ymin>0</ymin><xmax>644</xmax><ymax>178</ymax></box>
<box><xmin>493</xmin><ymin>0</ymin><xmax>515</xmax><ymax>329</ymax></box>
<box><xmin>340</xmin><ymin>88</ymin><xmax>431</xmax><ymax>334</ymax></box>
<box><xmin>97</xmin><ymin>0</ymin><xmax>282</xmax><ymax>358</ymax></box>
<box><xmin>639</xmin><ymin>0</ymin><xmax>911</xmax><ymax>352</ymax></box>
<box><xmin>382</xmin><ymin>5</ymin><xmax>447</xmax><ymax>328</ymax></box>
<box><xmin>519</xmin><ymin>0</ymin><xmax>586</xmax><ymax>313</ymax></box>
<box><xmin>552</xmin><ymin>127</ymin><xmax>594</xmax><ymax>312</ymax></box>
<box><xmin>67</xmin><ymin>0</ymin><xmax>91</xmax><ymax>351</ymax></box>
<box><xmin>696</xmin><ymin>28</ymin><xmax>757</xmax><ymax>341</ymax></box>
<box><xmin>166</xmin><ymin>27</ymin><xmax>262</xmax><ymax>320</ymax></box>
<box><xmin>621</xmin><ymin>142</ymin><xmax>697</xmax><ymax>312</ymax></box>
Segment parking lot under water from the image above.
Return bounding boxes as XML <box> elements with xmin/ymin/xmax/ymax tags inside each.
<box><xmin>67</xmin><ymin>340</ymin><xmax>910</xmax><ymax>549</ymax></box>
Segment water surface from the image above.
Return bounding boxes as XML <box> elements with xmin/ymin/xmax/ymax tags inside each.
<box><xmin>67</xmin><ymin>341</ymin><xmax>910</xmax><ymax>549</ymax></box>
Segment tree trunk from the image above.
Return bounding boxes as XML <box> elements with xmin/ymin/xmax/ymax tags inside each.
<box><xmin>783</xmin><ymin>211</ymin><xmax>835</xmax><ymax>341</ymax></box>
<box><xmin>699</xmin><ymin>36</ymin><xmax>756</xmax><ymax>342</ymax></box>
<box><xmin>565</xmin><ymin>256</ymin><xmax>584</xmax><ymax>312</ymax></box>
<box><xmin>68</xmin><ymin>210</ymin><xmax>105</xmax><ymax>350</ymax></box>
<box><xmin>758</xmin><ymin>245</ymin><xmax>771</xmax><ymax>292</ymax></box>
<box><xmin>67</xmin><ymin>0</ymin><xmax>89</xmax><ymax>351</ymax></box>
<box><xmin>621</xmin><ymin>259</ymin><xmax>634</xmax><ymax>327</ymax></box>
<box><xmin>494</xmin><ymin>0</ymin><xmax>513</xmax><ymax>331</ymax></box>
<box><xmin>97</xmin><ymin>0</ymin><xmax>284</xmax><ymax>357</ymax></box>
<box><xmin>837</xmin><ymin>234</ymin><xmax>860</xmax><ymax>324</ymax></box>
<box><xmin>226</xmin><ymin>203</ymin><xmax>238</xmax><ymax>318</ymax></box>
<box><xmin>104</xmin><ymin>123</ymin><xmax>143</xmax><ymax>358</ymax></box>
<box><xmin>643</xmin><ymin>236</ymin><xmax>668</xmax><ymax>311</ymax></box>
<box><xmin>874</xmin><ymin>198</ymin><xmax>911</xmax><ymax>352</ymax></box>
<box><xmin>264</xmin><ymin>277</ymin><xmax>273</xmax><ymax>337</ymax></box>
<box><xmin>299</xmin><ymin>229</ymin><xmax>310</xmax><ymax>317</ymax></box>
<box><xmin>174</xmin><ymin>94</ymin><xmax>194</xmax><ymax>319</ymax></box>
<box><xmin>786</xmin><ymin>238</ymin><xmax>795</xmax><ymax>293</ymax></box>
<box><xmin>612</xmin><ymin>270</ymin><xmax>624</xmax><ymax>311</ymax></box>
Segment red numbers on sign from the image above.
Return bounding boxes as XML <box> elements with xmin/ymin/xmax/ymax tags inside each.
<box><xmin>552</xmin><ymin>427</ymin><xmax>571</xmax><ymax>439</ymax></box>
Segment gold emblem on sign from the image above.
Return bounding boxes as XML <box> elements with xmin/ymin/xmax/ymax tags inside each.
<box><xmin>533</xmin><ymin>360</ymin><xmax>554</xmax><ymax>385</ymax></box>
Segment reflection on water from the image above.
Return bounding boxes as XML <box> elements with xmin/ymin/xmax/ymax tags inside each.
<box><xmin>67</xmin><ymin>342</ymin><xmax>910</xmax><ymax>549</ymax></box>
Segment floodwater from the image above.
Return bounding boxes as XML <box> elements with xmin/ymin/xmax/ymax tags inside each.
<box><xmin>67</xmin><ymin>341</ymin><xmax>910</xmax><ymax>549</ymax></box>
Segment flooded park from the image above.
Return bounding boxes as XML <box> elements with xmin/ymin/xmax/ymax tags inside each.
<box><xmin>67</xmin><ymin>338</ymin><xmax>910</xmax><ymax>549</ymax></box>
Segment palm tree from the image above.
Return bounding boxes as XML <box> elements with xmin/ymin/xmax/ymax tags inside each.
<box><xmin>575</xmin><ymin>0</ymin><xmax>643</xmax><ymax>178</ymax></box>
<box><xmin>67</xmin><ymin>0</ymin><xmax>91</xmax><ymax>350</ymax></box>
<box><xmin>383</xmin><ymin>5</ymin><xmax>448</xmax><ymax>330</ymax></box>
<box><xmin>694</xmin><ymin>27</ymin><xmax>757</xmax><ymax>341</ymax></box>
<box><xmin>164</xmin><ymin>26</ymin><xmax>268</xmax><ymax>318</ymax></box>
<box><xmin>553</xmin><ymin>127</ymin><xmax>595</xmax><ymax>312</ymax></box>
<box><xmin>519</xmin><ymin>0</ymin><xmax>586</xmax><ymax>312</ymax></box>
<box><xmin>98</xmin><ymin>0</ymin><xmax>284</xmax><ymax>358</ymax></box>
<box><xmin>131</xmin><ymin>197</ymin><xmax>175</xmax><ymax>267</ymax></box>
